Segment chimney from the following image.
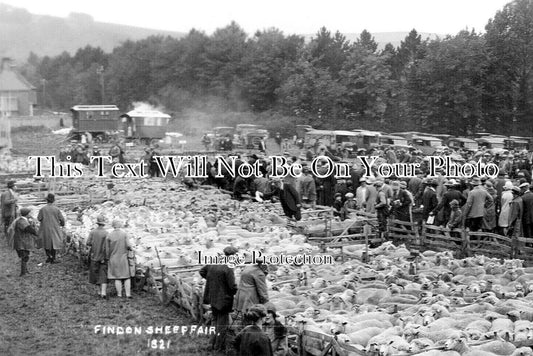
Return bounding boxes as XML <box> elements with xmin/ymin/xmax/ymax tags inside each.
<box><xmin>1</xmin><ymin>57</ymin><xmax>11</xmax><ymax>71</ymax></box>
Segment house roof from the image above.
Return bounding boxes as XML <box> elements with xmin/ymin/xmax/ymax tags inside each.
<box><xmin>0</xmin><ymin>66</ymin><xmax>35</xmax><ymax>91</ymax></box>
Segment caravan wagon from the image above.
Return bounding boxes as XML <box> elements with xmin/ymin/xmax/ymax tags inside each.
<box><xmin>120</xmin><ymin>109</ymin><xmax>171</xmax><ymax>145</ymax></box>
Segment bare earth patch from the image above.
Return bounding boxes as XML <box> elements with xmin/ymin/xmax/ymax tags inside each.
<box><xmin>0</xmin><ymin>245</ymin><xmax>210</xmax><ymax>356</ymax></box>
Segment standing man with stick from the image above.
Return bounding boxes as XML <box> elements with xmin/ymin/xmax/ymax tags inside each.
<box><xmin>38</xmin><ymin>193</ymin><xmax>65</xmax><ymax>264</ymax></box>
<box><xmin>199</xmin><ymin>246</ymin><xmax>239</xmax><ymax>352</ymax></box>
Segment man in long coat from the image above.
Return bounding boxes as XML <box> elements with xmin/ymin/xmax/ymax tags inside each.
<box><xmin>1</xmin><ymin>180</ymin><xmax>17</xmax><ymax>235</ymax></box>
<box><xmin>391</xmin><ymin>181</ymin><xmax>412</xmax><ymax>222</ymax></box>
<box><xmin>462</xmin><ymin>178</ymin><xmax>493</xmax><ymax>232</ymax></box>
<box><xmin>520</xmin><ymin>183</ymin><xmax>533</xmax><ymax>238</ymax></box>
<box><xmin>199</xmin><ymin>246</ymin><xmax>239</xmax><ymax>351</ymax></box>
<box><xmin>508</xmin><ymin>186</ymin><xmax>524</xmax><ymax>242</ymax></box>
<box><xmin>431</xmin><ymin>179</ymin><xmax>466</xmax><ymax>227</ymax></box>
<box><xmin>264</xmin><ymin>178</ymin><xmax>302</xmax><ymax>221</ymax></box>
<box><xmin>38</xmin><ymin>193</ymin><xmax>65</xmax><ymax>263</ymax></box>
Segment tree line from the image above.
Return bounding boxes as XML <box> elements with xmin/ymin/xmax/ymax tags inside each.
<box><xmin>20</xmin><ymin>0</ymin><xmax>533</xmax><ymax>136</ymax></box>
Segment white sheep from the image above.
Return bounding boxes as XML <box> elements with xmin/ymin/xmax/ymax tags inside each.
<box><xmin>445</xmin><ymin>333</ymin><xmax>516</xmax><ymax>356</ymax></box>
<box><xmin>377</xmin><ymin>336</ymin><xmax>410</xmax><ymax>355</ymax></box>
<box><xmin>511</xmin><ymin>347</ymin><xmax>533</xmax><ymax>356</ymax></box>
<box><xmin>343</xmin><ymin>327</ymin><xmax>384</xmax><ymax>346</ymax></box>
<box><xmin>415</xmin><ymin>350</ymin><xmax>461</xmax><ymax>356</ymax></box>
<box><xmin>408</xmin><ymin>338</ymin><xmax>435</xmax><ymax>353</ymax></box>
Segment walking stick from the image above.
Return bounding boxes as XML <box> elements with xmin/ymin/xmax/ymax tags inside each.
<box><xmin>154</xmin><ymin>247</ymin><xmax>168</xmax><ymax>305</ymax></box>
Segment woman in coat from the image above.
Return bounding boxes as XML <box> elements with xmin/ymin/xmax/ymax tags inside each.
<box><xmin>234</xmin><ymin>261</ymin><xmax>269</xmax><ymax>316</ymax></box>
<box><xmin>234</xmin><ymin>304</ymin><xmax>273</xmax><ymax>356</ymax></box>
<box><xmin>13</xmin><ymin>207</ymin><xmax>37</xmax><ymax>276</ymax></box>
<box><xmin>106</xmin><ymin>220</ymin><xmax>133</xmax><ymax>298</ymax></box>
<box><xmin>38</xmin><ymin>193</ymin><xmax>65</xmax><ymax>264</ymax></box>
<box><xmin>498</xmin><ymin>181</ymin><xmax>514</xmax><ymax>235</ymax></box>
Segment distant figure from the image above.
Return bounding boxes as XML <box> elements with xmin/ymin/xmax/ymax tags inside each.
<box><xmin>59</xmin><ymin>117</ymin><xmax>64</xmax><ymax>128</ymax></box>
<box><xmin>1</xmin><ymin>180</ymin><xmax>18</xmax><ymax>236</ymax></box>
<box><xmin>274</xmin><ymin>133</ymin><xmax>282</xmax><ymax>151</ymax></box>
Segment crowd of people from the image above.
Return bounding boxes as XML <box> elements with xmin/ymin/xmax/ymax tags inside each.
<box><xmin>0</xmin><ymin>182</ymin><xmax>135</xmax><ymax>299</ymax></box>
<box><xmin>190</xmin><ymin>142</ymin><xmax>533</xmax><ymax>240</ymax></box>
<box><xmin>200</xmin><ymin>246</ymin><xmax>287</xmax><ymax>356</ymax></box>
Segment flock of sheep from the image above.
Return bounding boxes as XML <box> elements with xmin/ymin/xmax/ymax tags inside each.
<box><xmin>58</xmin><ymin>180</ymin><xmax>533</xmax><ymax>355</ymax></box>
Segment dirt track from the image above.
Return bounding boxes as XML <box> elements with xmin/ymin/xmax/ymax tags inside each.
<box><xmin>0</xmin><ymin>243</ymin><xmax>209</xmax><ymax>356</ymax></box>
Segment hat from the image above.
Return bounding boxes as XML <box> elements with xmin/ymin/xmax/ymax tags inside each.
<box><xmin>424</xmin><ymin>178</ymin><xmax>437</xmax><ymax>186</ymax></box>
<box><xmin>359</xmin><ymin>177</ymin><xmax>367</xmax><ymax>183</ymax></box>
<box><xmin>96</xmin><ymin>215</ymin><xmax>106</xmax><ymax>225</ymax></box>
<box><xmin>519</xmin><ymin>182</ymin><xmax>529</xmax><ymax>189</ymax></box>
<box><xmin>264</xmin><ymin>302</ymin><xmax>278</xmax><ymax>317</ymax></box>
<box><xmin>345</xmin><ymin>192</ymin><xmax>354</xmax><ymax>198</ymax></box>
<box><xmin>512</xmin><ymin>186</ymin><xmax>521</xmax><ymax>194</ymax></box>
<box><xmin>111</xmin><ymin>219</ymin><xmax>123</xmax><ymax>228</ymax></box>
<box><xmin>374</xmin><ymin>180</ymin><xmax>384</xmax><ymax>187</ymax></box>
<box><xmin>46</xmin><ymin>193</ymin><xmax>55</xmax><ymax>203</ymax></box>
<box><xmin>19</xmin><ymin>207</ymin><xmax>31</xmax><ymax>216</ymax></box>
<box><xmin>6</xmin><ymin>180</ymin><xmax>15</xmax><ymax>188</ymax></box>
<box><xmin>470</xmin><ymin>178</ymin><xmax>481</xmax><ymax>186</ymax></box>
<box><xmin>444</xmin><ymin>179</ymin><xmax>458</xmax><ymax>186</ymax></box>
<box><xmin>399</xmin><ymin>181</ymin><xmax>407</xmax><ymax>189</ymax></box>
<box><xmin>504</xmin><ymin>181</ymin><xmax>514</xmax><ymax>190</ymax></box>
<box><xmin>391</xmin><ymin>181</ymin><xmax>400</xmax><ymax>188</ymax></box>
<box><xmin>450</xmin><ymin>199</ymin><xmax>459</xmax><ymax>207</ymax></box>
<box><xmin>367</xmin><ymin>177</ymin><xmax>376</xmax><ymax>185</ymax></box>
<box><xmin>485</xmin><ymin>181</ymin><xmax>494</xmax><ymax>188</ymax></box>
<box><xmin>223</xmin><ymin>246</ymin><xmax>239</xmax><ymax>256</ymax></box>
<box><xmin>334</xmin><ymin>193</ymin><xmax>342</xmax><ymax>199</ymax></box>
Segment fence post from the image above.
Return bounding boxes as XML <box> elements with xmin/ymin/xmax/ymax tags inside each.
<box><xmin>462</xmin><ymin>229</ymin><xmax>470</xmax><ymax>258</ymax></box>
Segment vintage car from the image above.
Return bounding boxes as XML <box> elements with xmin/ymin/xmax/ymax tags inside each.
<box><xmin>447</xmin><ymin>137</ymin><xmax>479</xmax><ymax>152</ymax></box>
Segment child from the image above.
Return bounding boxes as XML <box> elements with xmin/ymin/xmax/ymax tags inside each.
<box><xmin>446</xmin><ymin>199</ymin><xmax>462</xmax><ymax>229</ymax></box>
<box><xmin>342</xmin><ymin>192</ymin><xmax>357</xmax><ymax>220</ymax></box>
<box><xmin>332</xmin><ymin>193</ymin><xmax>343</xmax><ymax>218</ymax></box>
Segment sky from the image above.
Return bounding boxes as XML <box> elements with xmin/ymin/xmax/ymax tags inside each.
<box><xmin>3</xmin><ymin>0</ymin><xmax>512</xmax><ymax>35</ymax></box>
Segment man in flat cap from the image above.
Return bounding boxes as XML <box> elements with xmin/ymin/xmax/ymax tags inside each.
<box><xmin>87</xmin><ymin>215</ymin><xmax>109</xmax><ymax>298</ymax></box>
<box><xmin>38</xmin><ymin>193</ymin><xmax>65</xmax><ymax>263</ymax></box>
<box><xmin>1</xmin><ymin>180</ymin><xmax>18</xmax><ymax>236</ymax></box>
<box><xmin>199</xmin><ymin>246</ymin><xmax>239</xmax><ymax>352</ymax></box>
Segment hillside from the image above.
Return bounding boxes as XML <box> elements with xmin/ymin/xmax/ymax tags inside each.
<box><xmin>0</xmin><ymin>4</ymin><xmax>185</xmax><ymax>60</ymax></box>
<box><xmin>0</xmin><ymin>3</ymin><xmax>441</xmax><ymax>61</ymax></box>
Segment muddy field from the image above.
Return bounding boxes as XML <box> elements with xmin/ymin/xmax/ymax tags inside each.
<box><xmin>0</xmin><ymin>243</ymin><xmax>211</xmax><ymax>356</ymax></box>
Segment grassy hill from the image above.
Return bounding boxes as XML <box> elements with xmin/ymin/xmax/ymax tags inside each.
<box><xmin>0</xmin><ymin>3</ymin><xmax>185</xmax><ymax>60</ymax></box>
